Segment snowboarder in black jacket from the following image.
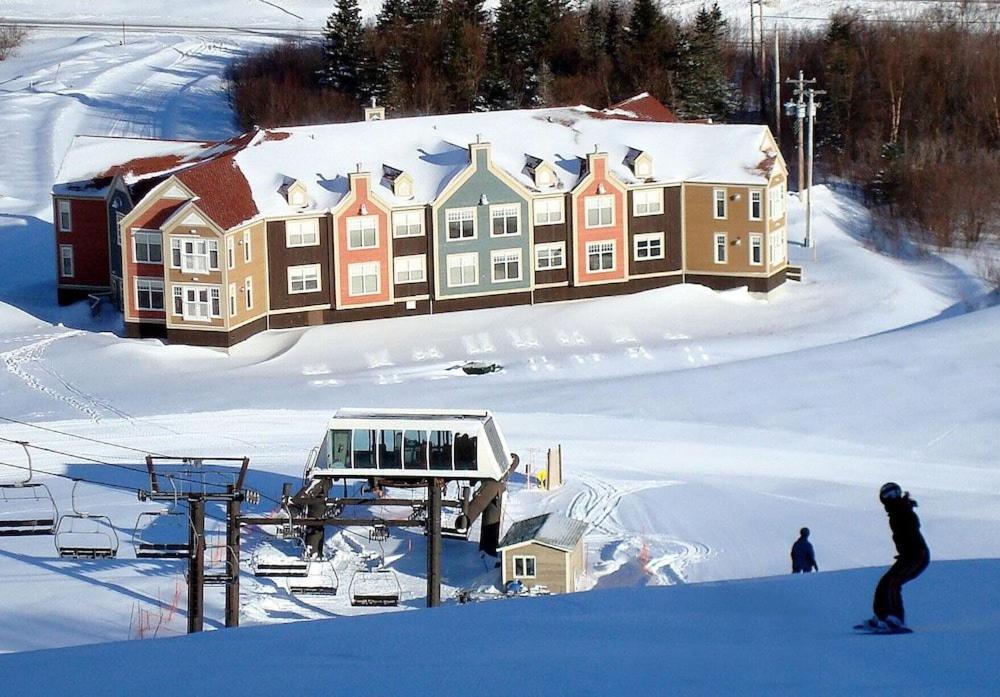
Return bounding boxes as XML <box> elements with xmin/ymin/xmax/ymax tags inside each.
<box><xmin>871</xmin><ymin>482</ymin><xmax>930</xmax><ymax>629</ymax></box>
<box><xmin>791</xmin><ymin>527</ymin><xmax>818</xmax><ymax>573</ymax></box>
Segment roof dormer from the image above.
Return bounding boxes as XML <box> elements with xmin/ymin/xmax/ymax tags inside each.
<box><xmin>279</xmin><ymin>178</ymin><xmax>310</xmax><ymax>208</ymax></box>
<box><xmin>624</xmin><ymin>148</ymin><xmax>653</xmax><ymax>179</ymax></box>
<box><xmin>382</xmin><ymin>165</ymin><xmax>414</xmax><ymax>198</ymax></box>
<box><xmin>524</xmin><ymin>155</ymin><xmax>559</xmax><ymax>189</ymax></box>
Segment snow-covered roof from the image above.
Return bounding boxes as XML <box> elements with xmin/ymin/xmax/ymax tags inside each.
<box><xmin>52</xmin><ymin>135</ymin><xmax>222</xmax><ymax>198</ymax></box>
<box><xmin>235</xmin><ymin>105</ymin><xmax>779</xmax><ymax>220</ymax></box>
<box><xmin>498</xmin><ymin>513</ymin><xmax>588</xmax><ymax>552</ymax></box>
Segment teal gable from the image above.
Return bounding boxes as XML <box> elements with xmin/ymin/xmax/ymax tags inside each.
<box><xmin>434</xmin><ymin>145</ymin><xmax>531</xmax><ymax>298</ymax></box>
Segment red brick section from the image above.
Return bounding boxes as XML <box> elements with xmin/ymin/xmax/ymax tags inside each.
<box><xmin>54</xmin><ymin>197</ymin><xmax>109</xmax><ymax>288</ymax></box>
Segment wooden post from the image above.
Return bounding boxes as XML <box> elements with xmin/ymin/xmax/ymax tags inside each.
<box><xmin>187</xmin><ymin>497</ymin><xmax>205</xmax><ymax>634</ymax></box>
<box><xmin>427</xmin><ymin>478</ymin><xmax>442</xmax><ymax>607</ymax></box>
<box><xmin>225</xmin><ymin>489</ymin><xmax>240</xmax><ymax>628</ymax></box>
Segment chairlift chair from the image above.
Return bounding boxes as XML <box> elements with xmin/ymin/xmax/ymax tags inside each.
<box><xmin>369</xmin><ymin>520</ymin><xmax>390</xmax><ymax>543</ymax></box>
<box><xmin>0</xmin><ymin>441</ymin><xmax>57</xmax><ymax>537</ymax></box>
<box><xmin>54</xmin><ymin>480</ymin><xmax>119</xmax><ymax>559</ymax></box>
<box><xmin>288</xmin><ymin>555</ymin><xmax>339</xmax><ymax>596</ymax></box>
<box><xmin>349</xmin><ymin>566</ymin><xmax>401</xmax><ymax>607</ymax></box>
<box><xmin>251</xmin><ymin>535</ymin><xmax>310</xmax><ymax>578</ymax></box>
<box><xmin>132</xmin><ymin>510</ymin><xmax>190</xmax><ymax>559</ymax></box>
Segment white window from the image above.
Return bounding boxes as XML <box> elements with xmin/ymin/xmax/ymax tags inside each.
<box><xmin>286</xmin><ymin>218</ymin><xmax>319</xmax><ymax>247</ymax></box>
<box><xmin>750</xmin><ymin>233</ymin><xmax>763</xmax><ymax>265</ymax></box>
<box><xmin>769</xmin><ymin>182</ymin><xmax>786</xmax><ymax>220</ymax></box>
<box><xmin>347</xmin><ymin>216</ymin><xmax>378</xmax><ymax>249</ymax></box>
<box><xmin>490</xmin><ymin>204</ymin><xmax>520</xmax><ymax>236</ymax></box>
<box><xmin>57</xmin><ymin>200</ymin><xmax>72</xmax><ymax>232</ymax></box>
<box><xmin>229</xmin><ymin>283</ymin><xmax>237</xmax><ymax>316</ymax></box>
<box><xmin>115</xmin><ymin>212</ymin><xmax>124</xmax><ymax>246</ymax></box>
<box><xmin>59</xmin><ymin>245</ymin><xmax>74</xmax><ymax>277</ymax></box>
<box><xmin>348</xmin><ymin>261</ymin><xmax>380</xmax><ymax>296</ymax></box>
<box><xmin>288</xmin><ymin>264</ymin><xmax>321</xmax><ymax>294</ymax></box>
<box><xmin>179</xmin><ymin>238</ymin><xmax>217</xmax><ymax>274</ymax></box>
<box><xmin>133</xmin><ymin>230</ymin><xmax>162</xmax><ymax>264</ymax></box>
<box><xmin>135</xmin><ymin>278</ymin><xmax>164</xmax><ymax>311</ymax></box>
<box><xmin>244</xmin><ymin>277</ymin><xmax>253</xmax><ymax>309</ymax></box>
<box><xmin>586</xmin><ymin>241</ymin><xmax>615</xmax><ymax>272</ymax></box>
<box><xmin>750</xmin><ymin>190</ymin><xmax>763</xmax><ymax>221</ymax></box>
<box><xmin>491</xmin><ymin>248</ymin><xmax>522</xmax><ymax>283</ymax></box>
<box><xmin>714</xmin><ymin>188</ymin><xmax>727</xmax><ymax>219</ymax></box>
<box><xmin>179</xmin><ymin>286</ymin><xmax>221</xmax><ymax>321</ymax></box>
<box><xmin>170</xmin><ymin>238</ymin><xmax>182</xmax><ymax>268</ymax></box>
<box><xmin>446</xmin><ymin>208</ymin><xmax>475</xmax><ymax>240</ymax></box>
<box><xmin>446</xmin><ymin>253</ymin><xmax>478</xmax><ymax>287</ymax></box>
<box><xmin>226</xmin><ymin>237</ymin><xmax>235</xmax><ymax>269</ymax></box>
<box><xmin>634</xmin><ymin>232</ymin><xmax>665</xmax><ymax>260</ymax></box>
<box><xmin>513</xmin><ymin>556</ymin><xmax>536</xmax><ymax>578</ymax></box>
<box><xmin>534</xmin><ymin>197</ymin><xmax>564</xmax><ymax>225</ymax></box>
<box><xmin>585</xmin><ymin>195</ymin><xmax>614</xmax><ymax>228</ymax></box>
<box><xmin>392</xmin><ymin>210</ymin><xmax>424</xmax><ymax>238</ymax></box>
<box><xmin>714</xmin><ymin>233</ymin><xmax>727</xmax><ymax>263</ymax></box>
<box><xmin>535</xmin><ymin>242</ymin><xmax>565</xmax><ymax>270</ymax></box>
<box><xmin>633</xmin><ymin>188</ymin><xmax>663</xmax><ymax>216</ymax></box>
<box><xmin>769</xmin><ymin>227</ymin><xmax>787</xmax><ymax>265</ymax></box>
<box><xmin>243</xmin><ymin>230</ymin><xmax>252</xmax><ymax>262</ymax></box>
<box><xmin>394</xmin><ymin>255</ymin><xmax>426</xmax><ymax>284</ymax></box>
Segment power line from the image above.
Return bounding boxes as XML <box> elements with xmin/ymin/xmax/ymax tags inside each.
<box><xmin>0</xmin><ymin>457</ymin><xmax>139</xmax><ymax>494</ymax></box>
<box><xmin>0</xmin><ymin>415</ymin><xmax>178</xmax><ymax>458</ymax></box>
<box><xmin>766</xmin><ymin>13</ymin><xmax>1000</xmax><ymax>26</ymax></box>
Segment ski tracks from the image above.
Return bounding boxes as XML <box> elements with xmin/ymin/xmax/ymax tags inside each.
<box><xmin>0</xmin><ymin>332</ymin><xmax>132</xmax><ymax>423</ymax></box>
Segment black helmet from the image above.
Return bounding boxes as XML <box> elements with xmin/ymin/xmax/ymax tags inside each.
<box><xmin>879</xmin><ymin>482</ymin><xmax>902</xmax><ymax>503</ymax></box>
<box><xmin>800</xmin><ymin>527</ymin><xmax>810</xmax><ymax>537</ymax></box>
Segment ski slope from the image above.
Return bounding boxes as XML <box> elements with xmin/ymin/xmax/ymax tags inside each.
<box><xmin>3</xmin><ymin>561</ymin><xmax>999</xmax><ymax>696</ymax></box>
<box><xmin>0</xmin><ymin>20</ymin><xmax>998</xmax><ymax>689</ymax></box>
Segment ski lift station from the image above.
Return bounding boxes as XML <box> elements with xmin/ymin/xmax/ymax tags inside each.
<box><xmin>308</xmin><ymin>408</ymin><xmax>512</xmax><ymax>481</ymax></box>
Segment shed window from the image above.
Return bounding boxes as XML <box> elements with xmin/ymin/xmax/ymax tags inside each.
<box><xmin>513</xmin><ymin>556</ymin><xmax>536</xmax><ymax>577</ymax></box>
<box><xmin>352</xmin><ymin>429</ymin><xmax>376</xmax><ymax>468</ymax></box>
<box><xmin>429</xmin><ymin>430</ymin><xmax>453</xmax><ymax>470</ymax></box>
<box><xmin>378</xmin><ymin>430</ymin><xmax>403</xmax><ymax>469</ymax></box>
<box><xmin>403</xmin><ymin>430</ymin><xmax>428</xmax><ymax>469</ymax></box>
<box><xmin>454</xmin><ymin>432</ymin><xmax>478</xmax><ymax>471</ymax></box>
<box><xmin>328</xmin><ymin>429</ymin><xmax>352</xmax><ymax>468</ymax></box>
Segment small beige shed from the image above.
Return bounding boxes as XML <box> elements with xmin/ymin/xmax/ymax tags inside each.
<box><xmin>498</xmin><ymin>513</ymin><xmax>587</xmax><ymax>594</ymax></box>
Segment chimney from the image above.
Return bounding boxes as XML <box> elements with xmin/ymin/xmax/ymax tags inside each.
<box><xmin>364</xmin><ymin>97</ymin><xmax>386</xmax><ymax>122</ymax></box>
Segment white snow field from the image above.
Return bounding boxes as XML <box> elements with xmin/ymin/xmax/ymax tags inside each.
<box><xmin>0</xmin><ymin>21</ymin><xmax>999</xmax><ymax>694</ymax></box>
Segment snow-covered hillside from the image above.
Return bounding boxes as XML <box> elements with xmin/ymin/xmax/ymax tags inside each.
<box><xmin>3</xmin><ymin>561</ymin><xmax>999</xmax><ymax>696</ymax></box>
<box><xmin>0</xmin><ymin>21</ymin><xmax>998</xmax><ymax>692</ymax></box>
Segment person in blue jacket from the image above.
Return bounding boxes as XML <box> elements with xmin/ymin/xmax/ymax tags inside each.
<box><xmin>791</xmin><ymin>527</ymin><xmax>819</xmax><ymax>573</ymax></box>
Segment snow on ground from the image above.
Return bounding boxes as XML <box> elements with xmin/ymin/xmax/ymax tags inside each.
<box><xmin>3</xmin><ymin>561</ymin><xmax>1000</xmax><ymax>696</ymax></box>
<box><xmin>0</xmin><ymin>22</ymin><xmax>998</xmax><ymax>688</ymax></box>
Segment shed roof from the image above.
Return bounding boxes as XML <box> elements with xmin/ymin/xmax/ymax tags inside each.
<box><xmin>498</xmin><ymin>513</ymin><xmax>588</xmax><ymax>553</ymax></box>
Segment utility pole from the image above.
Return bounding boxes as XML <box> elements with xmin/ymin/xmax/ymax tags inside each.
<box><xmin>785</xmin><ymin>70</ymin><xmax>814</xmax><ymax>193</ymax></box>
<box><xmin>187</xmin><ymin>496</ymin><xmax>205</xmax><ymax>634</ymax></box>
<box><xmin>805</xmin><ymin>87</ymin><xmax>825</xmax><ymax>259</ymax></box>
<box><xmin>225</xmin><ymin>487</ymin><xmax>241</xmax><ymax>628</ymax></box>
<box><xmin>774</xmin><ymin>28</ymin><xmax>781</xmax><ymax>142</ymax></box>
<box><xmin>426</xmin><ymin>478</ymin><xmax>442</xmax><ymax>608</ymax></box>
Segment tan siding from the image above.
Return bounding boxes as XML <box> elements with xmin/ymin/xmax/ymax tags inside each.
<box><xmin>164</xmin><ymin>224</ymin><xmax>225</xmax><ymax>329</ymax></box>
<box><xmin>683</xmin><ymin>183</ymin><xmax>769</xmax><ymax>275</ymax></box>
<box><xmin>502</xmin><ymin>543</ymin><xmax>570</xmax><ymax>594</ymax></box>
<box><xmin>227</xmin><ymin>221</ymin><xmax>268</xmax><ymax>327</ymax></box>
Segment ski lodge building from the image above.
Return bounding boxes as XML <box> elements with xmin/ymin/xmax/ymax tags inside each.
<box><xmin>51</xmin><ymin>95</ymin><xmax>789</xmax><ymax>348</ymax></box>
<box><xmin>498</xmin><ymin>513</ymin><xmax>588</xmax><ymax>594</ymax></box>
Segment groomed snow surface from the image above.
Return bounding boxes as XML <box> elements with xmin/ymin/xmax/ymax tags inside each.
<box><xmin>1</xmin><ymin>22</ymin><xmax>999</xmax><ymax>695</ymax></box>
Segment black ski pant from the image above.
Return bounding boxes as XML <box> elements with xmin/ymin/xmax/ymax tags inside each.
<box><xmin>873</xmin><ymin>548</ymin><xmax>929</xmax><ymax>623</ymax></box>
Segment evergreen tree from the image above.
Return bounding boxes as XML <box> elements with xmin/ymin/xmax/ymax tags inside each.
<box><xmin>604</xmin><ymin>0</ymin><xmax>626</xmax><ymax>100</ymax></box>
<box><xmin>406</xmin><ymin>0</ymin><xmax>442</xmax><ymax>25</ymax></box>
<box><xmin>322</xmin><ymin>0</ymin><xmax>367</xmax><ymax>98</ymax></box>
<box><xmin>823</xmin><ymin>13</ymin><xmax>861</xmax><ymax>153</ymax></box>
<box><xmin>443</xmin><ymin>0</ymin><xmax>487</xmax><ymax>110</ymax></box>
<box><xmin>487</xmin><ymin>0</ymin><xmax>544</xmax><ymax>107</ymax></box>
<box><xmin>628</xmin><ymin>0</ymin><xmax>663</xmax><ymax>48</ymax></box>
<box><xmin>582</xmin><ymin>1</ymin><xmax>606</xmax><ymax>70</ymax></box>
<box><xmin>675</xmin><ymin>3</ymin><xmax>733</xmax><ymax>120</ymax></box>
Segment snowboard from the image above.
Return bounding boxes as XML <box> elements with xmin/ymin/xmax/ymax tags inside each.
<box><xmin>853</xmin><ymin>621</ymin><xmax>913</xmax><ymax>635</ymax></box>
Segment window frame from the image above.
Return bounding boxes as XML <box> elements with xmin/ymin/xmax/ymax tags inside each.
<box><xmin>244</xmin><ymin>276</ymin><xmax>253</xmax><ymax>310</ymax></box>
<box><xmin>632</xmin><ymin>188</ymin><xmax>664</xmax><ymax>217</ymax></box>
<box><xmin>394</xmin><ymin>255</ymin><xmax>426</xmax><ymax>285</ymax></box>
<box><xmin>57</xmin><ymin>200</ymin><xmax>72</xmax><ymax>232</ymax></box>
<box><xmin>177</xmin><ymin>284</ymin><xmax>221</xmax><ymax>322</ymax></box>
<box><xmin>58</xmin><ymin>244</ymin><xmax>74</xmax><ymax>278</ymax></box>
<box><xmin>392</xmin><ymin>209</ymin><xmax>424</xmax><ymax>238</ymax></box>
<box><xmin>535</xmin><ymin>242</ymin><xmax>566</xmax><ymax>271</ymax></box>
<box><xmin>490</xmin><ymin>248</ymin><xmax>522</xmax><ymax>283</ymax></box>
<box><xmin>243</xmin><ymin>229</ymin><xmax>252</xmax><ymax>263</ymax></box>
<box><xmin>584</xmin><ymin>194</ymin><xmax>615</xmax><ymax>229</ymax></box>
<box><xmin>347</xmin><ymin>261</ymin><xmax>381</xmax><ymax>297</ymax></box>
<box><xmin>749</xmin><ymin>190</ymin><xmax>763</xmax><ymax>221</ymax></box>
<box><xmin>513</xmin><ymin>555</ymin><xmax>537</xmax><ymax>578</ymax></box>
<box><xmin>229</xmin><ymin>282</ymin><xmax>237</xmax><ymax>316</ymax></box>
<box><xmin>445</xmin><ymin>207</ymin><xmax>477</xmax><ymax>241</ymax></box>
<box><xmin>713</xmin><ymin>188</ymin><xmax>727</xmax><ymax>220</ymax></box>
<box><xmin>586</xmin><ymin>240</ymin><xmax>616</xmax><ymax>273</ymax></box>
<box><xmin>287</xmin><ymin>263</ymin><xmax>322</xmax><ymax>294</ymax></box>
<box><xmin>134</xmin><ymin>277</ymin><xmax>165</xmax><ymax>311</ymax></box>
<box><xmin>714</xmin><ymin>233</ymin><xmax>728</xmax><ymax>264</ymax></box>
<box><xmin>634</xmin><ymin>232</ymin><xmax>665</xmax><ymax>261</ymax></box>
<box><xmin>133</xmin><ymin>230</ymin><xmax>163</xmax><ymax>264</ymax></box>
<box><xmin>346</xmin><ymin>215</ymin><xmax>379</xmax><ymax>250</ymax></box>
<box><xmin>446</xmin><ymin>252</ymin><xmax>479</xmax><ymax>288</ymax></box>
<box><xmin>489</xmin><ymin>203</ymin><xmax>521</xmax><ymax>237</ymax></box>
<box><xmin>285</xmin><ymin>218</ymin><xmax>320</xmax><ymax>248</ymax></box>
<box><xmin>749</xmin><ymin>233</ymin><xmax>763</xmax><ymax>266</ymax></box>
<box><xmin>533</xmin><ymin>196</ymin><xmax>565</xmax><ymax>226</ymax></box>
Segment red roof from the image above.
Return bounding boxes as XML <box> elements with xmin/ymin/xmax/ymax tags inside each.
<box><xmin>173</xmin><ymin>133</ymin><xmax>259</xmax><ymax>230</ymax></box>
<box><xmin>604</xmin><ymin>93</ymin><xmax>680</xmax><ymax>123</ymax></box>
